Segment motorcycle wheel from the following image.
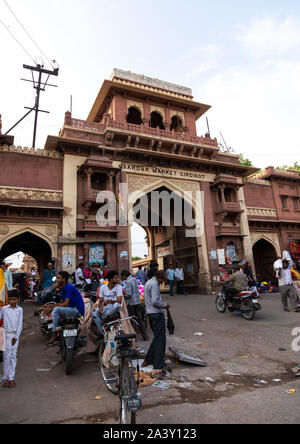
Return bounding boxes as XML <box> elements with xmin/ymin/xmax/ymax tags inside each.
<box><xmin>216</xmin><ymin>295</ymin><xmax>227</xmax><ymax>313</ymax></box>
<box><xmin>242</xmin><ymin>300</ymin><xmax>256</xmax><ymax>321</ymax></box>
<box><xmin>65</xmin><ymin>348</ymin><xmax>73</xmax><ymax>375</ymax></box>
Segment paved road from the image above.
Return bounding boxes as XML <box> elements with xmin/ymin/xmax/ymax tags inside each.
<box><xmin>1</xmin><ymin>292</ymin><xmax>300</xmax><ymax>424</ymax></box>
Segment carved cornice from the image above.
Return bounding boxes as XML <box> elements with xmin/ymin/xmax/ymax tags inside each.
<box><xmin>0</xmin><ymin>186</ymin><xmax>63</xmax><ymax>203</ymax></box>
<box><xmin>247</xmin><ymin>207</ymin><xmax>277</xmax><ymax>218</ymax></box>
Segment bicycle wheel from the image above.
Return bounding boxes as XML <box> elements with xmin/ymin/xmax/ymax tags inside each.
<box><xmin>99</xmin><ymin>340</ymin><xmax>119</xmax><ymax>394</ymax></box>
<box><xmin>120</xmin><ymin>358</ymin><xmax>137</xmax><ymax>425</ymax></box>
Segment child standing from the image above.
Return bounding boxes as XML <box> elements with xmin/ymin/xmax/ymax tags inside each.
<box><xmin>0</xmin><ymin>289</ymin><xmax>23</xmax><ymax>388</ymax></box>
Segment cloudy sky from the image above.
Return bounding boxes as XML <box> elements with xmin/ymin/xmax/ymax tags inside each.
<box><xmin>1</xmin><ymin>0</ymin><xmax>300</xmax><ymax>257</ymax></box>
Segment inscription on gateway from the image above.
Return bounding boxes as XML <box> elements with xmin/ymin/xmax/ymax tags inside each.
<box><xmin>116</xmin><ymin>162</ymin><xmax>214</xmax><ymax>182</ymax></box>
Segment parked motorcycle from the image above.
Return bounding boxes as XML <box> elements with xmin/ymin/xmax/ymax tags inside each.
<box><xmin>56</xmin><ymin>315</ymin><xmax>86</xmax><ymax>375</ymax></box>
<box><xmin>216</xmin><ymin>284</ymin><xmax>261</xmax><ymax>320</ymax></box>
<box><xmin>76</xmin><ymin>279</ymin><xmax>99</xmax><ymax>303</ymax></box>
<box><xmin>39</xmin><ymin>285</ymin><xmax>61</xmax><ymax>338</ymax></box>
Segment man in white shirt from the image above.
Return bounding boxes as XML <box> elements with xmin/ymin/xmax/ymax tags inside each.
<box><xmin>0</xmin><ymin>289</ymin><xmax>23</xmax><ymax>388</ymax></box>
<box><xmin>175</xmin><ymin>265</ymin><xmax>187</xmax><ymax>295</ymax></box>
<box><xmin>92</xmin><ymin>271</ymin><xmax>123</xmax><ymax>335</ymax></box>
<box><xmin>277</xmin><ymin>259</ymin><xmax>300</xmax><ymax>312</ymax></box>
<box><xmin>75</xmin><ymin>263</ymin><xmax>85</xmax><ymax>287</ymax></box>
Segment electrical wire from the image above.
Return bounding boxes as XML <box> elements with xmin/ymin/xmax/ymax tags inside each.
<box><xmin>0</xmin><ymin>17</ymin><xmax>36</xmax><ymax>64</ymax></box>
<box><xmin>3</xmin><ymin>0</ymin><xmax>54</xmax><ymax>69</ymax></box>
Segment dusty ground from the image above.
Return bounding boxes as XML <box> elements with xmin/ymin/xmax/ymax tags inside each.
<box><xmin>1</xmin><ymin>292</ymin><xmax>300</xmax><ymax>424</ymax></box>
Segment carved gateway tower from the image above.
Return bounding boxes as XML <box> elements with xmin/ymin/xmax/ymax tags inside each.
<box><xmin>1</xmin><ymin>69</ymin><xmax>299</xmax><ymax>292</ymax></box>
<box><xmin>45</xmin><ymin>69</ymin><xmax>257</xmax><ymax>292</ymax></box>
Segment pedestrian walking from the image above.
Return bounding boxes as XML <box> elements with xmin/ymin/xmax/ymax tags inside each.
<box><xmin>121</xmin><ymin>270</ymin><xmax>149</xmax><ymax>341</ymax></box>
<box><xmin>277</xmin><ymin>259</ymin><xmax>300</xmax><ymax>312</ymax></box>
<box><xmin>136</xmin><ymin>266</ymin><xmax>147</xmax><ymax>285</ymax></box>
<box><xmin>166</xmin><ymin>264</ymin><xmax>175</xmax><ymax>296</ymax></box>
<box><xmin>0</xmin><ymin>263</ymin><xmax>13</xmax><ymax>292</ymax></box>
<box><xmin>142</xmin><ymin>271</ymin><xmax>170</xmax><ymax>371</ymax></box>
<box><xmin>175</xmin><ymin>264</ymin><xmax>188</xmax><ymax>295</ymax></box>
<box><xmin>0</xmin><ymin>264</ymin><xmax>8</xmax><ymax>309</ymax></box>
<box><xmin>0</xmin><ymin>289</ymin><xmax>23</xmax><ymax>388</ymax></box>
<box><xmin>42</xmin><ymin>263</ymin><xmax>56</xmax><ymax>290</ymax></box>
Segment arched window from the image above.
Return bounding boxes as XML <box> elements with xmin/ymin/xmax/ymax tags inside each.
<box><xmin>170</xmin><ymin>115</ymin><xmax>183</xmax><ymax>133</ymax></box>
<box><xmin>127</xmin><ymin>107</ymin><xmax>143</xmax><ymax>125</ymax></box>
<box><xmin>149</xmin><ymin>112</ymin><xmax>165</xmax><ymax>130</ymax></box>
<box><xmin>91</xmin><ymin>173</ymin><xmax>107</xmax><ymax>191</ymax></box>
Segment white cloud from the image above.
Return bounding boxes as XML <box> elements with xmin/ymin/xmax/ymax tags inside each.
<box><xmin>193</xmin><ymin>17</ymin><xmax>300</xmax><ymax>169</ymax></box>
<box><xmin>183</xmin><ymin>44</ymin><xmax>221</xmax><ymax>78</ymax></box>
<box><xmin>237</xmin><ymin>17</ymin><xmax>300</xmax><ymax>58</ymax></box>
<box><xmin>197</xmin><ymin>57</ymin><xmax>300</xmax><ymax>168</ymax></box>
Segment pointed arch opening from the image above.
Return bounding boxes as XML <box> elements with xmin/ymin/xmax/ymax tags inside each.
<box><xmin>0</xmin><ymin>231</ymin><xmax>52</xmax><ymax>274</ymax></box>
<box><xmin>149</xmin><ymin>112</ymin><xmax>165</xmax><ymax>130</ymax></box>
<box><xmin>253</xmin><ymin>238</ymin><xmax>277</xmax><ymax>284</ymax></box>
<box><xmin>127</xmin><ymin>107</ymin><xmax>143</xmax><ymax>125</ymax></box>
<box><xmin>170</xmin><ymin>115</ymin><xmax>184</xmax><ymax>133</ymax></box>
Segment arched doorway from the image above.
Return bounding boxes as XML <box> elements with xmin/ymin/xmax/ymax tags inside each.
<box><xmin>253</xmin><ymin>239</ymin><xmax>277</xmax><ymax>284</ymax></box>
<box><xmin>0</xmin><ymin>232</ymin><xmax>52</xmax><ymax>274</ymax></box>
<box><xmin>130</xmin><ymin>185</ymin><xmax>200</xmax><ymax>288</ymax></box>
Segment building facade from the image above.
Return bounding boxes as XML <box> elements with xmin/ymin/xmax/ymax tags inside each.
<box><xmin>0</xmin><ymin>69</ymin><xmax>299</xmax><ymax>292</ymax></box>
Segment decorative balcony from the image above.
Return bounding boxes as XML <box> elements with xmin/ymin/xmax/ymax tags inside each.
<box><xmin>64</xmin><ymin>115</ymin><xmax>219</xmax><ymax>148</ymax></box>
<box><xmin>216</xmin><ymin>225</ymin><xmax>242</xmax><ymax>237</ymax></box>
<box><xmin>79</xmin><ymin>219</ymin><xmax>118</xmax><ymax>233</ymax></box>
<box><xmin>215</xmin><ymin>201</ymin><xmax>242</xmax><ymax>215</ymax></box>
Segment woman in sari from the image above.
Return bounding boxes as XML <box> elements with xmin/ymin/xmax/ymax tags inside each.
<box><xmin>0</xmin><ymin>268</ymin><xmax>8</xmax><ymax>327</ymax></box>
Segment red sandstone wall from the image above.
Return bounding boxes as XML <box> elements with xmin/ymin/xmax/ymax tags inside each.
<box><xmin>0</xmin><ymin>153</ymin><xmax>63</xmax><ymax>190</ymax></box>
<box><xmin>244</xmin><ymin>183</ymin><xmax>275</xmax><ymax>208</ymax></box>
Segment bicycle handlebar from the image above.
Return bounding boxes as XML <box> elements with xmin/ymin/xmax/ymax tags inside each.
<box><xmin>105</xmin><ymin>316</ymin><xmax>139</xmax><ymax>327</ymax></box>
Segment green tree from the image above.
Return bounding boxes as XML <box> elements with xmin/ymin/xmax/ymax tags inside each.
<box><xmin>239</xmin><ymin>154</ymin><xmax>253</xmax><ymax>166</ymax></box>
<box><xmin>132</xmin><ymin>256</ymin><xmax>142</xmax><ymax>262</ymax></box>
<box><xmin>276</xmin><ymin>162</ymin><xmax>300</xmax><ymax>174</ymax></box>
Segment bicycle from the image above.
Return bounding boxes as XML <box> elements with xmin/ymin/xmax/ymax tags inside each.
<box><xmin>99</xmin><ymin>316</ymin><xmax>142</xmax><ymax>424</ymax></box>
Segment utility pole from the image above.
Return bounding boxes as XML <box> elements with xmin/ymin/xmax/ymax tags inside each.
<box><xmin>5</xmin><ymin>63</ymin><xmax>59</xmax><ymax>148</ymax></box>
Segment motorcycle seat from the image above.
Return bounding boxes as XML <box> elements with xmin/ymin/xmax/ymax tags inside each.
<box><xmin>115</xmin><ymin>332</ymin><xmax>136</xmax><ymax>342</ymax></box>
<box><xmin>59</xmin><ymin>317</ymin><xmax>80</xmax><ymax>326</ymax></box>
<box><xmin>236</xmin><ymin>291</ymin><xmax>252</xmax><ymax>298</ymax></box>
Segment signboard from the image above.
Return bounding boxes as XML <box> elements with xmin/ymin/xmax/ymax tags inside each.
<box><xmin>89</xmin><ymin>244</ymin><xmax>105</xmax><ymax>266</ymax></box>
<box><xmin>114</xmin><ymin>161</ymin><xmax>215</xmax><ymax>183</ymax></box>
<box><xmin>157</xmin><ymin>244</ymin><xmax>172</xmax><ymax>258</ymax></box>
<box><xmin>217</xmin><ymin>249</ymin><xmax>226</xmax><ymax>265</ymax></box>
<box><xmin>63</xmin><ymin>254</ymin><xmax>73</xmax><ymax>269</ymax></box>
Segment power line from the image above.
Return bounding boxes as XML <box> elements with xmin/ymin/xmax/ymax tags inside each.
<box><xmin>0</xmin><ymin>17</ymin><xmax>36</xmax><ymax>64</ymax></box>
<box><xmin>3</xmin><ymin>0</ymin><xmax>54</xmax><ymax>69</ymax></box>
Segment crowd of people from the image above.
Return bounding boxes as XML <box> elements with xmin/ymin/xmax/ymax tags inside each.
<box><xmin>1</xmin><ymin>251</ymin><xmax>300</xmax><ymax>390</ymax></box>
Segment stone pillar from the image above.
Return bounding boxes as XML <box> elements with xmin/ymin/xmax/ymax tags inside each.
<box><xmin>108</xmin><ymin>172</ymin><xmax>114</xmax><ymax>193</ymax></box>
<box><xmin>83</xmin><ymin>243</ymin><xmax>90</xmax><ymax>266</ymax></box>
<box><xmin>220</xmin><ymin>185</ymin><xmax>226</xmax><ymax>203</ymax></box>
<box><xmin>238</xmin><ymin>187</ymin><xmax>253</xmax><ymax>263</ymax></box>
<box><xmin>106</xmin><ymin>244</ymin><xmax>114</xmax><ymax>270</ymax></box>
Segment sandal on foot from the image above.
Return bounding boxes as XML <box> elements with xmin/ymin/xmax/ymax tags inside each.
<box><xmin>2</xmin><ymin>380</ymin><xmax>10</xmax><ymax>388</ymax></box>
<box><xmin>9</xmin><ymin>381</ymin><xmax>16</xmax><ymax>388</ymax></box>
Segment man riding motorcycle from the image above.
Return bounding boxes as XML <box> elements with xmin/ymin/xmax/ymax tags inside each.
<box><xmin>223</xmin><ymin>266</ymin><xmax>248</xmax><ymax>306</ymax></box>
<box><xmin>43</xmin><ymin>271</ymin><xmax>85</xmax><ymax>345</ymax></box>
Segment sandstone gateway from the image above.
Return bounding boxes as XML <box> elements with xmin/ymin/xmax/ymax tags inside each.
<box><xmin>0</xmin><ymin>69</ymin><xmax>300</xmax><ymax>292</ymax></box>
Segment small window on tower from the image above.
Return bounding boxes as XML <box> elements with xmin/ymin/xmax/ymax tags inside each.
<box><xmin>91</xmin><ymin>173</ymin><xmax>107</xmax><ymax>191</ymax></box>
<box><xmin>127</xmin><ymin>107</ymin><xmax>143</xmax><ymax>125</ymax></box>
<box><xmin>149</xmin><ymin>112</ymin><xmax>165</xmax><ymax>130</ymax></box>
<box><xmin>281</xmin><ymin>196</ymin><xmax>288</xmax><ymax>209</ymax></box>
<box><xmin>170</xmin><ymin>115</ymin><xmax>184</xmax><ymax>133</ymax></box>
